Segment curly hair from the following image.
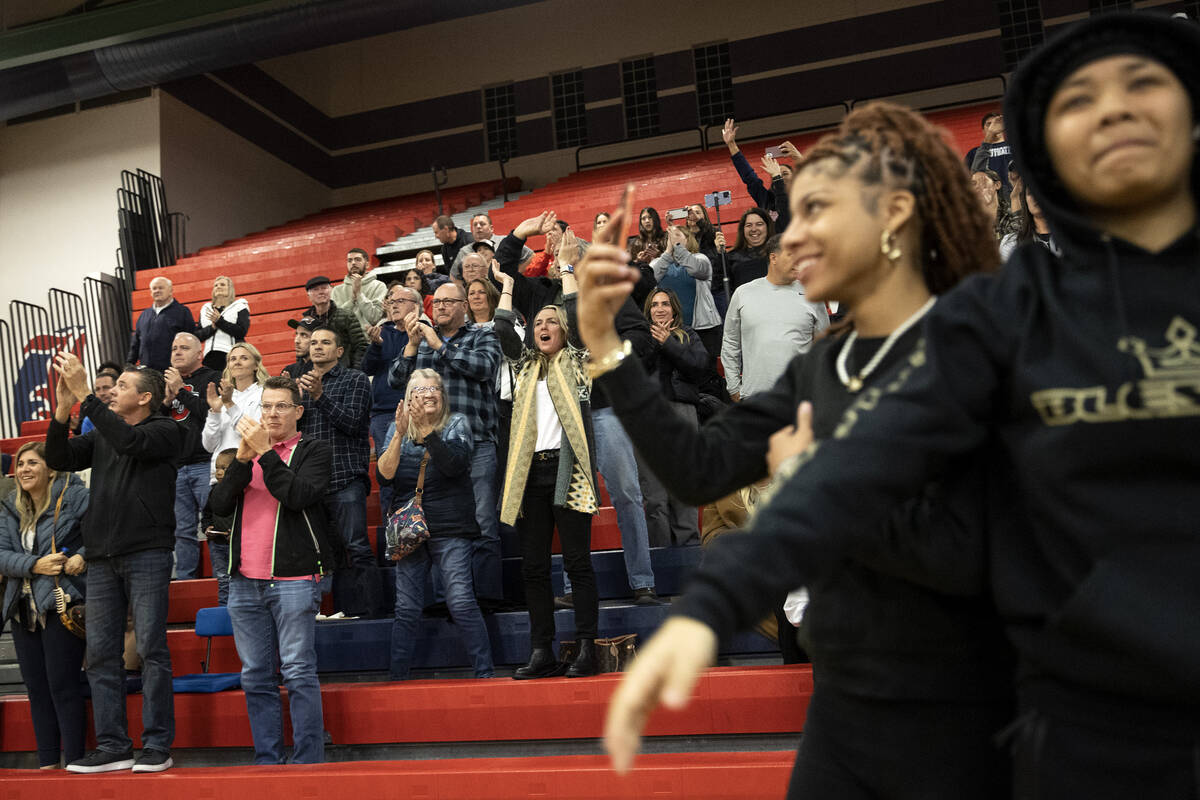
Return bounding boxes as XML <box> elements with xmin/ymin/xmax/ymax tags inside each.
<box><xmin>797</xmin><ymin>101</ymin><xmax>999</xmax><ymax>294</ymax></box>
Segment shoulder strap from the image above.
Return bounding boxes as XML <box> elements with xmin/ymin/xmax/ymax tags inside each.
<box><xmin>49</xmin><ymin>479</ymin><xmax>70</xmax><ymax>552</ymax></box>
<box><xmin>414</xmin><ymin>451</ymin><xmax>430</xmax><ymax>501</ymax></box>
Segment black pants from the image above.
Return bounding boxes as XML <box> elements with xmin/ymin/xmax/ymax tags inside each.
<box><xmin>518</xmin><ymin>457</ymin><xmax>598</xmax><ymax>649</ymax></box>
<box><xmin>11</xmin><ymin>611</ymin><xmax>87</xmax><ymax>767</ymax></box>
<box><xmin>788</xmin><ymin>683</ymin><xmax>1012</xmax><ymax>800</ymax></box>
<box><xmin>1008</xmin><ymin>689</ymin><xmax>1200</xmax><ymax>800</ymax></box>
<box><xmin>773</xmin><ymin>607</ymin><xmax>807</xmax><ymax>665</ymax></box>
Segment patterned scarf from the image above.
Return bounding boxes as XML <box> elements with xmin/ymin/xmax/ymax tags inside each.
<box><xmin>501</xmin><ymin>346</ymin><xmax>597</xmax><ymax>525</ymax></box>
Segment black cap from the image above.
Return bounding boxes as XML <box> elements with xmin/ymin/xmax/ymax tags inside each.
<box><xmin>305</xmin><ymin>275</ymin><xmax>331</xmax><ymax>290</ymax></box>
<box><xmin>469</xmin><ymin>240</ymin><xmax>496</xmax><ymax>253</ymax></box>
<box><xmin>287</xmin><ymin>316</ymin><xmax>319</xmax><ymax>331</ymax></box>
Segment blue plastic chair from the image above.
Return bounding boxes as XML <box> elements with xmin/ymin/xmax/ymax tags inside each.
<box><xmin>172</xmin><ymin>606</ymin><xmax>241</xmax><ymax>693</ymax></box>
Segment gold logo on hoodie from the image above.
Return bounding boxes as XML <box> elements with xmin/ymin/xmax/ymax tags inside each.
<box><xmin>1031</xmin><ymin>316</ymin><xmax>1200</xmax><ymax>425</ymax></box>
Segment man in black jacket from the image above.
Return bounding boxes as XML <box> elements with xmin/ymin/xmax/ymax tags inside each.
<box><xmin>163</xmin><ymin>332</ymin><xmax>220</xmax><ymax>581</ymax></box>
<box><xmin>432</xmin><ymin>214</ymin><xmax>473</xmax><ymax>275</ymax></box>
<box><xmin>209</xmin><ymin>375</ymin><xmax>333</xmax><ymax>765</ymax></box>
<box><xmin>46</xmin><ymin>353</ymin><xmax>182</xmax><ymax>774</ymax></box>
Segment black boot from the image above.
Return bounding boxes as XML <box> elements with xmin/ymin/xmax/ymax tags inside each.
<box><xmin>565</xmin><ymin>638</ymin><xmax>598</xmax><ymax>678</ymax></box>
<box><xmin>513</xmin><ymin>647</ymin><xmax>563</xmax><ymax>680</ymax></box>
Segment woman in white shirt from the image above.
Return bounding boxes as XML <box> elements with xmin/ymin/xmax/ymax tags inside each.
<box><xmin>201</xmin><ymin>341</ymin><xmax>268</xmax><ymax>480</ymax></box>
<box><xmin>196</xmin><ymin>276</ymin><xmax>251</xmax><ymax>372</ymax></box>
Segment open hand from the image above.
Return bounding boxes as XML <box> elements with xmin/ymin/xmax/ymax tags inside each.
<box><xmin>366</xmin><ymin>324</ymin><xmax>383</xmax><ymax>344</ymax></box>
<box><xmin>206</xmin><ymin>382</ymin><xmax>224</xmax><ymax>413</ymax></box>
<box><xmin>779</xmin><ymin>140</ymin><xmax>802</xmax><ymax>163</ymax></box>
<box><xmin>650</xmin><ymin>321</ymin><xmax>671</xmax><ymax>344</ymax></box>
<box><xmin>721</xmin><ymin>118</ymin><xmax>739</xmax><ymax>152</ymax></box>
<box><xmin>205</xmin><ymin>307</ymin><xmax>221</xmax><ymax>324</ymax></box>
<box><xmin>491</xmin><ymin>261</ymin><xmax>514</xmax><ymax>291</ymax></box>
<box><xmin>53</xmin><ymin>352</ymin><xmax>90</xmax><ymax>401</ymax></box>
<box><xmin>761</xmin><ymin>153</ymin><xmax>782</xmax><ymax>178</ymax></box>
<box><xmin>514</xmin><ymin>211</ymin><xmax>557</xmax><ymax>240</ymax></box>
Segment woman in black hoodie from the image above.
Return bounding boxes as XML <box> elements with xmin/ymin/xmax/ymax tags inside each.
<box><xmin>581</xmin><ymin>103</ymin><xmax>1012</xmax><ymax>798</ymax></box>
<box><xmin>604</xmin><ymin>12</ymin><xmax>1200</xmax><ymax>798</ymax></box>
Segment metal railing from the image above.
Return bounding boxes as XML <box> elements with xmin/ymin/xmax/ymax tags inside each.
<box><xmin>0</xmin><ymin>320</ymin><xmax>19</xmax><ymax>439</ymax></box>
<box><xmin>575</xmin><ymin>127</ymin><xmax>706</xmax><ymax>172</ymax></box>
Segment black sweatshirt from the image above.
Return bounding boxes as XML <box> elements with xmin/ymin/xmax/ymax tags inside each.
<box><xmin>602</xmin><ymin>328</ymin><xmax>1012</xmax><ymax>700</ymax></box>
<box><xmin>45</xmin><ymin>396</ymin><xmax>184</xmax><ymax>559</ymax></box>
<box><xmin>667</xmin><ymin>13</ymin><xmax>1200</xmax><ymax>711</ymax></box>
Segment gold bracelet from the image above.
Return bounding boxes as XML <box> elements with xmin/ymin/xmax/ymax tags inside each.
<box><xmin>587</xmin><ymin>339</ymin><xmax>632</xmax><ymax>379</ymax></box>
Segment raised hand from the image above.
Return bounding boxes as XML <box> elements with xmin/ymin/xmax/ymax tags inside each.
<box><xmin>779</xmin><ymin>140</ymin><xmax>802</xmax><ymax>163</ymax></box>
<box><xmin>766</xmin><ymin>401</ymin><xmax>814</xmax><ymax>477</ymax></box>
<box><xmin>722</xmin><ymin>118</ymin><xmax>739</xmax><ymax>153</ymax></box>
<box><xmin>575</xmin><ymin>184</ymin><xmax>642</xmax><ymax>357</ymax></box>
<box><xmin>557</xmin><ymin>229</ymin><xmax>580</xmax><ymax>267</ymax></box>
<box><xmin>393</xmin><ymin>396</ymin><xmax>410</xmax><ymax>441</ymax></box>
<box><xmin>514</xmin><ymin>211</ymin><xmax>554</xmax><ymax>240</ymax></box>
<box><xmin>205</xmin><ymin>307</ymin><xmax>221</xmax><ymax>324</ymax></box>
<box><xmin>761</xmin><ymin>153</ymin><xmax>782</xmax><ymax>178</ymax></box>
<box><xmin>53</xmin><ymin>352</ymin><xmax>90</xmax><ymax>402</ymax></box>
<box><xmin>366</xmin><ymin>324</ymin><xmax>383</xmax><ymax>345</ymax></box>
<box><xmin>666</xmin><ymin>225</ymin><xmax>687</xmax><ymax>249</ymax></box>
<box><xmin>539</xmin><ymin>211</ymin><xmax>559</xmax><ymax>236</ymax></box>
<box><xmin>650</xmin><ymin>321</ymin><xmax>671</xmax><ymax>344</ymax></box>
<box><xmin>206</xmin><ymin>382</ymin><xmax>224</xmax><ymax>413</ymax></box>
<box><xmin>164</xmin><ymin>367</ymin><xmax>184</xmax><ymax>401</ymax></box>
<box><xmin>714</xmin><ymin>230</ymin><xmax>727</xmax><ymax>250</ymax></box>
<box><xmin>491</xmin><ymin>260</ymin><xmax>514</xmax><ymax>290</ymax></box>
<box><xmin>219</xmin><ymin>380</ymin><xmax>234</xmax><ymax>406</ymax></box>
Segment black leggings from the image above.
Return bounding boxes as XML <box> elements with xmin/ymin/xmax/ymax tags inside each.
<box><xmin>787</xmin><ymin>683</ymin><xmax>1012</xmax><ymax>799</ymax></box>
<box><xmin>10</xmin><ymin>611</ymin><xmax>87</xmax><ymax>767</ymax></box>
<box><xmin>518</xmin><ymin>457</ymin><xmax>598</xmax><ymax>648</ymax></box>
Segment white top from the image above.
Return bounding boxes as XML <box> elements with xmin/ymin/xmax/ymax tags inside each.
<box><xmin>720</xmin><ymin>277</ymin><xmax>830</xmax><ymax>398</ymax></box>
<box><xmin>200</xmin><ymin>382</ymin><xmax>263</xmax><ymax>480</ymax></box>
<box><xmin>533</xmin><ymin>379</ymin><xmax>564</xmax><ymax>452</ymax></box>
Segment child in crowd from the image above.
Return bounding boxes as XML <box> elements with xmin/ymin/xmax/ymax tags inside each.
<box><xmin>200</xmin><ymin>448</ymin><xmax>237</xmax><ymax>605</ymax></box>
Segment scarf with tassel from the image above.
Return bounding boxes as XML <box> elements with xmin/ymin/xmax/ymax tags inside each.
<box><xmin>500</xmin><ymin>346</ymin><xmax>597</xmax><ymax>525</ymax></box>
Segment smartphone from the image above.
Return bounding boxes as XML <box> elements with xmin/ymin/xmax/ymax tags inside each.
<box><xmin>765</xmin><ymin>146</ymin><xmax>785</xmax><ymax>159</ymax></box>
<box><xmin>667</xmin><ymin>208</ymin><xmax>688</xmax><ymax>221</ymax></box>
<box><xmin>704</xmin><ymin>190</ymin><xmax>732</xmax><ymax>208</ymax></box>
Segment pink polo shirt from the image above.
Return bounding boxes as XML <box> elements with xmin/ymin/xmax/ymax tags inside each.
<box><xmin>238</xmin><ymin>431</ymin><xmax>314</xmax><ymax>581</ymax></box>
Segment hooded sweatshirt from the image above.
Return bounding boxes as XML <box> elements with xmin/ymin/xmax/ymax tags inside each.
<box><xmin>672</xmin><ymin>12</ymin><xmax>1200</xmax><ymax>714</ymax></box>
<box><xmin>331</xmin><ymin>269</ymin><xmax>388</xmax><ymax>329</ymax></box>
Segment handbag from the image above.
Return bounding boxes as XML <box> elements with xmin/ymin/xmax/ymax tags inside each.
<box><xmin>558</xmin><ymin>634</ymin><xmax>639</xmax><ymax>673</ymax></box>
<box><xmin>49</xmin><ymin>482</ymin><xmax>85</xmax><ymax>640</ymax></box>
<box><xmin>384</xmin><ymin>451</ymin><xmax>430</xmax><ymax>561</ymax></box>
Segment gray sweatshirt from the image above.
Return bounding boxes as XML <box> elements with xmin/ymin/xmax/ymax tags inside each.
<box><xmin>720</xmin><ymin>277</ymin><xmax>830</xmax><ymax>398</ymax></box>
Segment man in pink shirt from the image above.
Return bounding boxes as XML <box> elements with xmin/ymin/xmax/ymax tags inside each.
<box><xmin>207</xmin><ymin>375</ymin><xmax>335</xmax><ymax>764</ymax></box>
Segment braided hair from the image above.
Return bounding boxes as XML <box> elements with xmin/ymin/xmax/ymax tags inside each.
<box><xmin>797</xmin><ymin>102</ymin><xmax>999</xmax><ymax>294</ymax></box>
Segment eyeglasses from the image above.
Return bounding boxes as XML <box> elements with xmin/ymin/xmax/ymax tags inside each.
<box><xmin>411</xmin><ymin>386</ymin><xmax>441</xmax><ymax>396</ymax></box>
<box><xmin>260</xmin><ymin>402</ymin><xmax>297</xmax><ymax>414</ymax></box>
<box><xmin>431</xmin><ymin>298</ymin><xmax>464</xmax><ymax>307</ymax></box>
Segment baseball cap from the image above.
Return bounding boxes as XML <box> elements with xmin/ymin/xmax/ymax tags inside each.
<box><xmin>287</xmin><ymin>316</ymin><xmax>319</xmax><ymax>331</ymax></box>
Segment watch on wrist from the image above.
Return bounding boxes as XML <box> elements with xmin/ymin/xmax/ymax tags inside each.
<box><xmin>561</xmin><ymin>264</ymin><xmax>575</xmax><ymax>275</ymax></box>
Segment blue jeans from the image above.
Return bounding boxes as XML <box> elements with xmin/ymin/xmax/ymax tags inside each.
<box><xmin>564</xmin><ymin>407</ymin><xmax>655</xmax><ymax>593</ymax></box>
<box><xmin>174</xmin><ymin>463</ymin><xmax>211</xmax><ymax>579</ymax></box>
<box><xmin>390</xmin><ymin>537</ymin><xmax>494</xmax><ymax>679</ymax></box>
<box><xmin>328</xmin><ymin>480</ymin><xmax>381</xmax><ymax>616</ymax></box>
<box><xmin>369</xmin><ymin>411</ymin><xmax>395</xmax><ymax>522</ymax></box>
<box><xmin>208</xmin><ymin>537</ymin><xmax>231</xmax><ymax>605</ymax></box>
<box><xmin>228</xmin><ymin>575</ymin><xmax>325</xmax><ymax>764</ymax></box>
<box><xmin>84</xmin><ymin>549</ymin><xmax>174</xmax><ymax>754</ymax></box>
<box><xmin>469</xmin><ymin>441</ymin><xmax>503</xmax><ymax>600</ymax></box>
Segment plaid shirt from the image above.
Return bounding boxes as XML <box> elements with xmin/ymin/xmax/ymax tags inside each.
<box><xmin>299</xmin><ymin>364</ymin><xmax>371</xmax><ymax>492</ymax></box>
<box><xmin>388</xmin><ymin>322</ymin><xmax>501</xmax><ymax>443</ymax></box>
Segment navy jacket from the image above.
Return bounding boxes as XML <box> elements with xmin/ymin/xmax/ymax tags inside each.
<box><xmin>128</xmin><ymin>300</ymin><xmax>196</xmax><ymax>371</ymax></box>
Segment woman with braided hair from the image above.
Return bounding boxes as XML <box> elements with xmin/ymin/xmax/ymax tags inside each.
<box><xmin>579</xmin><ymin>100</ymin><xmax>1013</xmax><ymax>797</ymax></box>
<box><xmin>606</xmin><ymin>11</ymin><xmax>1200</xmax><ymax>798</ymax></box>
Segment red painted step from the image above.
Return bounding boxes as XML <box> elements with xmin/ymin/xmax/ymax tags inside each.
<box><xmin>0</xmin><ymin>751</ymin><xmax>793</xmax><ymax>800</ymax></box>
<box><xmin>0</xmin><ymin>666</ymin><xmax>811</xmax><ymax>752</ymax></box>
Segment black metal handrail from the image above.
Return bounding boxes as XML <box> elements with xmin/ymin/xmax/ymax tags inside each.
<box><xmin>575</xmin><ymin>127</ymin><xmax>706</xmax><ymax>172</ymax></box>
<box><xmin>0</xmin><ymin>319</ymin><xmax>18</xmax><ymax>438</ymax></box>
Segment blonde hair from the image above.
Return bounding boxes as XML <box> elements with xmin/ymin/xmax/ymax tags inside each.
<box><xmin>212</xmin><ymin>275</ymin><xmax>236</xmax><ymax>306</ymax></box>
<box><xmin>222</xmin><ymin>342</ymin><xmax>270</xmax><ymax>387</ymax></box>
<box><xmin>532</xmin><ymin>304</ymin><xmax>572</xmax><ymax>377</ymax></box>
<box><xmin>13</xmin><ymin>442</ymin><xmax>57</xmax><ymax>533</ymax></box>
<box><xmin>403</xmin><ymin>368</ymin><xmax>451</xmax><ymax>442</ymax></box>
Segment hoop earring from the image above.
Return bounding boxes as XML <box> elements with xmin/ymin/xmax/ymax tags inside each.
<box><xmin>880</xmin><ymin>230</ymin><xmax>902</xmax><ymax>262</ymax></box>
